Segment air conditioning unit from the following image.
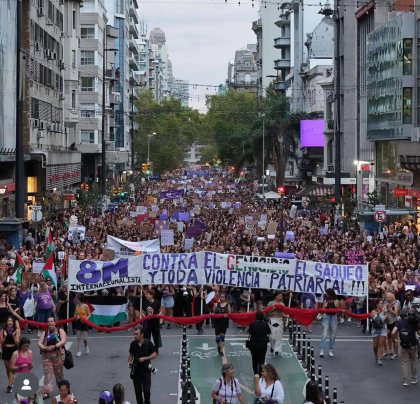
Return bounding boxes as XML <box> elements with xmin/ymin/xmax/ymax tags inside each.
<box><xmin>47</xmin><ymin>123</ymin><xmax>54</xmax><ymax>132</ymax></box>
<box><xmin>115</xmin><ymin>94</ymin><xmax>121</xmax><ymax>103</ymax></box>
<box><xmin>34</xmin><ymin>42</ymin><xmax>40</xmax><ymax>51</ymax></box>
<box><xmin>38</xmin><ymin>7</ymin><xmax>44</xmax><ymax>16</ymax></box>
<box><xmin>40</xmin><ymin>121</ymin><xmax>47</xmax><ymax>130</ymax></box>
<box><xmin>32</xmin><ymin>119</ymin><xmax>39</xmax><ymax>128</ymax></box>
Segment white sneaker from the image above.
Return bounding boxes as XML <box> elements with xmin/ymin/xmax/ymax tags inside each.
<box><xmin>85</xmin><ymin>346</ymin><xmax>90</xmax><ymax>355</ymax></box>
<box><xmin>37</xmin><ymin>330</ymin><xmax>41</xmax><ymax>337</ymax></box>
<box><xmin>339</xmin><ymin>318</ymin><xmax>344</xmax><ymax>324</ymax></box>
<box><xmin>329</xmin><ymin>350</ymin><xmax>334</xmax><ymax>357</ymax></box>
<box><xmin>347</xmin><ymin>318</ymin><xmax>352</xmax><ymax>322</ymax></box>
<box><xmin>319</xmin><ymin>349</ymin><xmax>324</xmax><ymax>358</ymax></box>
<box><xmin>76</xmin><ymin>351</ymin><xmax>82</xmax><ymax>357</ymax></box>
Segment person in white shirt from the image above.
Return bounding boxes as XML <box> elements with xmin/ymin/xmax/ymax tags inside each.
<box><xmin>211</xmin><ymin>363</ymin><xmax>245</xmax><ymax>404</ymax></box>
<box><xmin>254</xmin><ymin>364</ymin><xmax>284</xmax><ymax>404</ymax></box>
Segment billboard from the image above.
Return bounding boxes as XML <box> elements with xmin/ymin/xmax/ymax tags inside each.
<box><xmin>300</xmin><ymin>119</ymin><xmax>324</xmax><ymax>147</ymax></box>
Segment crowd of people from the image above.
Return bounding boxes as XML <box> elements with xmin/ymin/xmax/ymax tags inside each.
<box><xmin>0</xmin><ymin>167</ymin><xmax>418</xmax><ymax>402</ymax></box>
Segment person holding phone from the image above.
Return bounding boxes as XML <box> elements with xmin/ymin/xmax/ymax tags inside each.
<box><xmin>254</xmin><ymin>364</ymin><xmax>284</xmax><ymax>404</ymax></box>
<box><xmin>51</xmin><ymin>379</ymin><xmax>77</xmax><ymax>404</ymax></box>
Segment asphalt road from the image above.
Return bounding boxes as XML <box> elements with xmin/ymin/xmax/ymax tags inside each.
<box><xmin>0</xmin><ymin>320</ymin><xmax>418</xmax><ymax>403</ymax></box>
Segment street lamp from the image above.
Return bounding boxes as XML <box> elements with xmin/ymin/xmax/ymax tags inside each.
<box><xmin>261</xmin><ymin>114</ymin><xmax>266</xmax><ymax>201</ymax></box>
<box><xmin>147</xmin><ymin>132</ymin><xmax>156</xmax><ymax>163</ymax></box>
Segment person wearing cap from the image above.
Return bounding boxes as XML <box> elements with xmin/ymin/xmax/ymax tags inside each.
<box><xmin>211</xmin><ymin>363</ymin><xmax>245</xmax><ymax>404</ymax></box>
<box><xmin>98</xmin><ymin>390</ymin><xmax>113</xmax><ymax>404</ymax></box>
<box><xmin>128</xmin><ymin>326</ymin><xmax>157</xmax><ymax>404</ymax></box>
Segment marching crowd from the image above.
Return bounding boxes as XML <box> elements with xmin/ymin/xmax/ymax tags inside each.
<box><xmin>0</xmin><ymin>167</ymin><xmax>418</xmax><ymax>402</ymax></box>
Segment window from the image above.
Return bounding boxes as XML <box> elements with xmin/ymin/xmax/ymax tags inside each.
<box><xmin>72</xmin><ymin>10</ymin><xmax>76</xmax><ymax>30</ymax></box>
<box><xmin>71</xmin><ymin>90</ymin><xmax>76</xmax><ymax>108</ymax></box>
<box><xmin>81</xmin><ymin>77</ymin><xmax>94</xmax><ymax>92</ymax></box>
<box><xmin>403</xmin><ymin>39</ymin><xmax>412</xmax><ymax>75</ymax></box>
<box><xmin>81</xmin><ymin>25</ymin><xmax>95</xmax><ymax>39</ymax></box>
<box><xmin>81</xmin><ymin>130</ymin><xmax>95</xmax><ymax>144</ymax></box>
<box><xmin>72</xmin><ymin>50</ymin><xmax>76</xmax><ymax>68</ymax></box>
<box><xmin>403</xmin><ymin>87</ymin><xmax>413</xmax><ymax>124</ymax></box>
<box><xmin>80</xmin><ymin>104</ymin><xmax>95</xmax><ymax>117</ymax></box>
<box><xmin>80</xmin><ymin>50</ymin><xmax>94</xmax><ymax>65</ymax></box>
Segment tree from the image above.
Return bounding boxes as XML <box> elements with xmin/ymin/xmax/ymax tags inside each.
<box><xmin>134</xmin><ymin>91</ymin><xmax>207</xmax><ymax>173</ymax></box>
<box><xmin>206</xmin><ymin>91</ymin><xmax>257</xmax><ymax>167</ymax></box>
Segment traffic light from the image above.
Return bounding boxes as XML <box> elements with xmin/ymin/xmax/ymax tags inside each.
<box><xmin>141</xmin><ymin>163</ymin><xmax>147</xmax><ymax>174</ymax></box>
<box><xmin>277</xmin><ymin>186</ymin><xmax>285</xmax><ymax>195</ymax></box>
<box><xmin>146</xmin><ymin>162</ymin><xmax>152</xmax><ymax>176</ymax></box>
<box><xmin>85</xmin><ymin>183</ymin><xmax>89</xmax><ymax>192</ymax></box>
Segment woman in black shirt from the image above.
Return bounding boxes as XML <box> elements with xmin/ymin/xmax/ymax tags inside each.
<box><xmin>248</xmin><ymin>311</ymin><xmax>271</xmax><ymax>375</ymax></box>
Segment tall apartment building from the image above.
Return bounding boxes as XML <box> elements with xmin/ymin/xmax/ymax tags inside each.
<box><xmin>24</xmin><ymin>0</ymin><xmax>82</xmax><ymax>200</ymax></box>
<box><xmin>0</xmin><ymin>1</ymin><xmax>17</xmax><ymax>215</ymax></box>
<box><xmin>171</xmin><ymin>79</ymin><xmax>190</xmax><ymax>107</ymax></box>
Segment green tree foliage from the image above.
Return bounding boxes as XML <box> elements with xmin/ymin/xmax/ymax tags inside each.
<box><xmin>206</xmin><ymin>91</ymin><xmax>257</xmax><ymax>167</ymax></box>
<box><xmin>134</xmin><ymin>91</ymin><xmax>209</xmax><ymax>173</ymax></box>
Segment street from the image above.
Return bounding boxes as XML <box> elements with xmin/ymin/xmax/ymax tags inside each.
<box><xmin>0</xmin><ymin>320</ymin><xmax>418</xmax><ymax>403</ymax></box>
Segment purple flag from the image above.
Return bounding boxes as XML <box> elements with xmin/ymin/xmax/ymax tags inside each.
<box><xmin>160</xmin><ymin>189</ymin><xmax>185</xmax><ymax>200</ymax></box>
<box><xmin>178</xmin><ymin>212</ymin><xmax>190</xmax><ymax>222</ymax></box>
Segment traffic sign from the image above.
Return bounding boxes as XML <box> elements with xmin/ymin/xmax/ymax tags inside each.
<box><xmin>31</xmin><ymin>205</ymin><xmax>42</xmax><ymax>211</ymax></box>
<box><xmin>31</xmin><ymin>209</ymin><xmax>42</xmax><ymax>222</ymax></box>
<box><xmin>374</xmin><ymin>210</ymin><xmax>386</xmax><ymax>223</ymax></box>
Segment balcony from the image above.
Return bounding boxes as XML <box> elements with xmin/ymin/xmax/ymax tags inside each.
<box><xmin>129</xmin><ymin>1</ymin><xmax>139</xmax><ymax>23</ymax></box>
<box><xmin>274</xmin><ymin>37</ymin><xmax>291</xmax><ymax>48</ymax></box>
<box><xmin>275</xmin><ymin>13</ymin><xmax>291</xmax><ymax>28</ymax></box>
<box><xmin>274</xmin><ymin>59</ymin><xmax>291</xmax><ymax>70</ymax></box>
<box><xmin>129</xmin><ymin>36</ymin><xmax>139</xmax><ymax>55</ymax></box>
<box><xmin>274</xmin><ymin>80</ymin><xmax>289</xmax><ymax>92</ymax></box>
<box><xmin>129</xmin><ymin>19</ymin><xmax>139</xmax><ymax>39</ymax></box>
<box><xmin>129</xmin><ymin>53</ymin><xmax>139</xmax><ymax>71</ymax></box>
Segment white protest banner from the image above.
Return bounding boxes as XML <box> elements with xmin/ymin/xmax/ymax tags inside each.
<box><xmin>160</xmin><ymin>230</ymin><xmax>175</xmax><ymax>247</ymax></box>
<box><xmin>32</xmin><ymin>262</ymin><xmax>44</xmax><ymax>274</ymax></box>
<box><xmin>68</xmin><ymin>253</ymin><xmax>368</xmax><ymax>297</ymax></box>
<box><xmin>68</xmin><ymin>226</ymin><xmax>86</xmax><ymax>243</ymax></box>
<box><xmin>129</xmin><ymin>211</ymin><xmax>138</xmax><ymax>218</ymax></box>
<box><xmin>136</xmin><ymin>206</ymin><xmax>148</xmax><ymax>214</ymax></box>
<box><xmin>106</xmin><ymin>235</ymin><xmax>161</xmax><ymax>257</ymax></box>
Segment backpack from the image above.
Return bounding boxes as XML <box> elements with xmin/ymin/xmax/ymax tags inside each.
<box><xmin>399</xmin><ymin>327</ymin><xmax>412</xmax><ymax>349</ymax></box>
<box><xmin>372</xmin><ymin>315</ymin><xmax>384</xmax><ymax>331</ymax></box>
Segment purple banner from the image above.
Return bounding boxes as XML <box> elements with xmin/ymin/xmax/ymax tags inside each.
<box><xmin>160</xmin><ymin>189</ymin><xmax>185</xmax><ymax>200</ymax></box>
<box><xmin>178</xmin><ymin>212</ymin><xmax>190</xmax><ymax>222</ymax></box>
<box><xmin>274</xmin><ymin>252</ymin><xmax>295</xmax><ymax>259</ymax></box>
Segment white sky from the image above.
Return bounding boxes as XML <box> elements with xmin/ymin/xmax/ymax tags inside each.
<box><xmin>139</xmin><ymin>0</ymin><xmax>258</xmax><ymax>111</ymax></box>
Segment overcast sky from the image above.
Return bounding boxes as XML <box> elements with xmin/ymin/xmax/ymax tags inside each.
<box><xmin>139</xmin><ymin>0</ymin><xmax>258</xmax><ymax>111</ymax></box>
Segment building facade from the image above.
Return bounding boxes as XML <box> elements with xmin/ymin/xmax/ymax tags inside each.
<box><xmin>227</xmin><ymin>45</ymin><xmax>258</xmax><ymax>93</ymax></box>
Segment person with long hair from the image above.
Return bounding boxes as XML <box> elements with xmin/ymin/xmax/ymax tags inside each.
<box><xmin>34</xmin><ymin>280</ymin><xmax>55</xmax><ymax>336</ymax></box>
<box><xmin>158</xmin><ymin>285</ymin><xmax>175</xmax><ymax>329</ymax></box>
<box><xmin>213</xmin><ymin>292</ymin><xmax>231</xmax><ymax>356</ymax></box>
<box><xmin>303</xmin><ymin>380</ymin><xmax>326</xmax><ymax>404</ymax></box>
<box><xmin>371</xmin><ymin>298</ymin><xmax>388</xmax><ymax>366</ymax></box>
<box><xmin>51</xmin><ymin>379</ymin><xmax>77</xmax><ymax>404</ymax></box>
<box><xmin>10</xmin><ymin>336</ymin><xmax>33</xmax><ymax>375</ymax></box>
<box><xmin>211</xmin><ymin>363</ymin><xmax>245</xmax><ymax>404</ymax></box>
<box><xmin>112</xmin><ymin>383</ymin><xmax>131</xmax><ymax>404</ymax></box>
<box><xmin>38</xmin><ymin>316</ymin><xmax>67</xmax><ymax>400</ymax></box>
<box><xmin>74</xmin><ymin>294</ymin><xmax>90</xmax><ymax>357</ymax></box>
<box><xmin>248</xmin><ymin>310</ymin><xmax>271</xmax><ymax>375</ymax></box>
<box><xmin>319</xmin><ymin>288</ymin><xmax>339</xmax><ymax>358</ymax></box>
<box><xmin>254</xmin><ymin>363</ymin><xmax>284</xmax><ymax>404</ymax></box>
<box><xmin>1</xmin><ymin>316</ymin><xmax>20</xmax><ymax>393</ymax></box>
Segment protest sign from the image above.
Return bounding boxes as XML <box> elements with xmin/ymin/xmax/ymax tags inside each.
<box><xmin>184</xmin><ymin>238</ymin><xmax>194</xmax><ymax>251</ymax></box>
<box><xmin>68</xmin><ymin>226</ymin><xmax>86</xmax><ymax>243</ymax></box>
<box><xmin>136</xmin><ymin>206</ymin><xmax>148</xmax><ymax>214</ymax></box>
<box><xmin>32</xmin><ymin>262</ymin><xmax>44</xmax><ymax>274</ymax></box>
<box><xmin>345</xmin><ymin>250</ymin><xmax>364</xmax><ymax>264</ymax></box>
<box><xmin>22</xmin><ymin>272</ymin><xmax>44</xmax><ymax>285</ymax></box>
<box><xmin>160</xmin><ymin>189</ymin><xmax>185</xmax><ymax>200</ymax></box>
<box><xmin>267</xmin><ymin>221</ymin><xmax>278</xmax><ymax>235</ymax></box>
<box><xmin>69</xmin><ymin>253</ymin><xmax>368</xmax><ymax>297</ymax></box>
<box><xmin>285</xmin><ymin>231</ymin><xmax>295</xmax><ymax>243</ymax></box>
<box><xmin>58</xmin><ymin>251</ymin><xmax>65</xmax><ymax>261</ymax></box>
<box><xmin>160</xmin><ymin>230</ymin><xmax>175</xmax><ymax>247</ymax></box>
<box><xmin>106</xmin><ymin>236</ymin><xmax>161</xmax><ymax>257</ymax></box>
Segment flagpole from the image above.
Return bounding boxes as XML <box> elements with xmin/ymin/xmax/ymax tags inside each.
<box><xmin>66</xmin><ymin>283</ymin><xmax>70</xmax><ymax>324</ymax></box>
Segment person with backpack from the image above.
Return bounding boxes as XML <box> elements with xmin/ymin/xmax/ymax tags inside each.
<box><xmin>370</xmin><ymin>299</ymin><xmax>387</xmax><ymax>366</ymax></box>
<box><xmin>391</xmin><ymin>307</ymin><xmax>420</xmax><ymax>386</ymax></box>
<box><xmin>211</xmin><ymin>363</ymin><xmax>245</xmax><ymax>404</ymax></box>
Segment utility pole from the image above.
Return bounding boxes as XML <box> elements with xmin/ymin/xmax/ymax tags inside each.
<box><xmin>15</xmin><ymin>0</ymin><xmax>25</xmax><ymax>218</ymax></box>
<box><xmin>131</xmin><ymin>73</ymin><xmax>135</xmax><ymax>170</ymax></box>
<box><xmin>333</xmin><ymin>0</ymin><xmax>341</xmax><ymax>223</ymax></box>
<box><xmin>101</xmin><ymin>24</ymin><xmax>107</xmax><ymax>197</ymax></box>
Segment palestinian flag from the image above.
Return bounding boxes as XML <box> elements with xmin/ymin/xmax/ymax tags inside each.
<box><xmin>44</xmin><ymin>242</ymin><xmax>54</xmax><ymax>261</ymax></box>
<box><xmin>11</xmin><ymin>254</ymin><xmax>25</xmax><ymax>285</ymax></box>
<box><xmin>41</xmin><ymin>252</ymin><xmax>57</xmax><ymax>287</ymax></box>
<box><xmin>86</xmin><ymin>295</ymin><xmax>127</xmax><ymax>326</ymax></box>
<box><xmin>45</xmin><ymin>226</ymin><xmax>53</xmax><ymax>245</ymax></box>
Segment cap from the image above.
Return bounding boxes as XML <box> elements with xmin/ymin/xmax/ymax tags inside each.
<box><xmin>99</xmin><ymin>390</ymin><xmax>113</xmax><ymax>404</ymax></box>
